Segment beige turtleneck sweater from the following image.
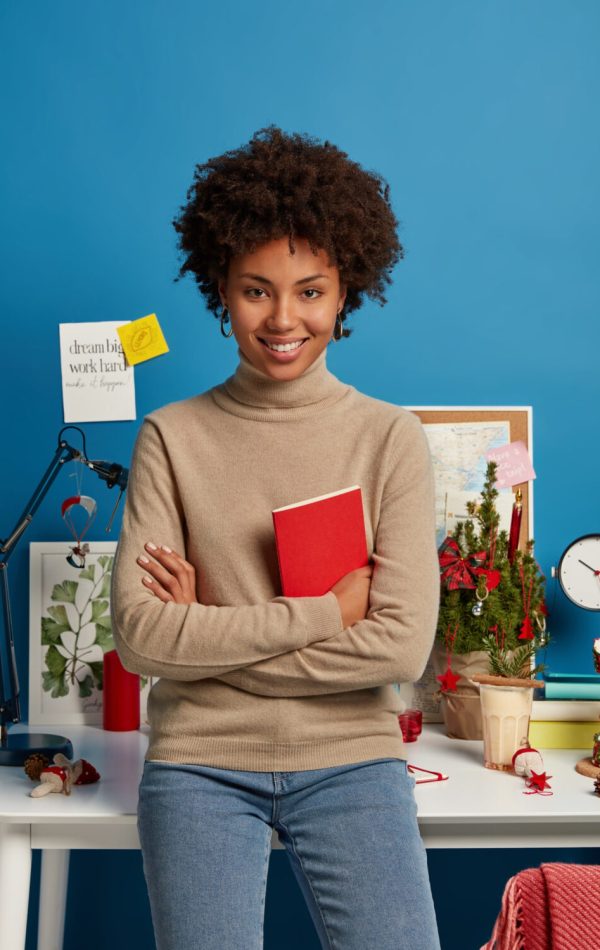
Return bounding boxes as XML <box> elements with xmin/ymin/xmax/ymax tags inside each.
<box><xmin>110</xmin><ymin>345</ymin><xmax>440</xmax><ymax>770</ymax></box>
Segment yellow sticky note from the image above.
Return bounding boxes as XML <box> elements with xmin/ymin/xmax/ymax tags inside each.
<box><xmin>117</xmin><ymin>313</ymin><xmax>169</xmax><ymax>366</ymax></box>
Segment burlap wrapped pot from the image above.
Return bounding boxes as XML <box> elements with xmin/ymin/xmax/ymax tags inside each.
<box><xmin>431</xmin><ymin>643</ymin><xmax>490</xmax><ymax>739</ymax></box>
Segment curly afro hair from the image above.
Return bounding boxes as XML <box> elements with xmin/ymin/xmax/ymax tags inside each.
<box><xmin>172</xmin><ymin>125</ymin><xmax>404</xmax><ymax>340</ymax></box>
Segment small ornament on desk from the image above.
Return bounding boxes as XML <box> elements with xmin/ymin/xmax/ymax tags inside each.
<box><xmin>512</xmin><ymin>741</ymin><xmax>553</xmax><ymax>795</ymax></box>
<box><xmin>593</xmin><ymin>638</ymin><xmax>600</xmax><ymax>674</ymax></box>
<box><xmin>23</xmin><ymin>752</ymin><xmax>101</xmax><ymax>797</ymax></box>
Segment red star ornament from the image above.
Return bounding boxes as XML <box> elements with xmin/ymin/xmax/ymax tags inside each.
<box><xmin>518</xmin><ymin>615</ymin><xmax>535</xmax><ymax>640</ymax></box>
<box><xmin>528</xmin><ymin>770</ymin><xmax>552</xmax><ymax>792</ymax></box>
<box><xmin>436</xmin><ymin>667</ymin><xmax>460</xmax><ymax>692</ymax></box>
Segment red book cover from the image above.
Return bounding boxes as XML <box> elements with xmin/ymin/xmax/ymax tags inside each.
<box><xmin>272</xmin><ymin>485</ymin><xmax>369</xmax><ymax>597</ymax></box>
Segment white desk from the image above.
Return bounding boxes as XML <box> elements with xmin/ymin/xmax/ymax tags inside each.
<box><xmin>1</xmin><ymin>722</ymin><xmax>598</xmax><ymax>950</ymax></box>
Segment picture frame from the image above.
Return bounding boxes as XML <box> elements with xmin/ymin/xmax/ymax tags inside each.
<box><xmin>28</xmin><ymin>541</ymin><xmax>153</xmax><ymax>726</ymax></box>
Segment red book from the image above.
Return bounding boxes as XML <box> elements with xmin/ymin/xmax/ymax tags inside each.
<box><xmin>272</xmin><ymin>485</ymin><xmax>369</xmax><ymax>597</ymax></box>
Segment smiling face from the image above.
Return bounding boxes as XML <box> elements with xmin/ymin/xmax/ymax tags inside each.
<box><xmin>218</xmin><ymin>236</ymin><xmax>347</xmax><ymax>379</ymax></box>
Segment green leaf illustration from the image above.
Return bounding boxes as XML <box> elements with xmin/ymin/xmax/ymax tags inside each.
<box><xmin>78</xmin><ymin>673</ymin><xmax>94</xmax><ymax>698</ymax></box>
<box><xmin>95</xmin><ymin>624</ymin><xmax>113</xmax><ymax>650</ymax></box>
<box><xmin>91</xmin><ymin>598</ymin><xmax>109</xmax><ymax>622</ymax></box>
<box><xmin>42</xmin><ymin>645</ymin><xmax>69</xmax><ymax>698</ymax></box>
<box><xmin>78</xmin><ymin>563</ymin><xmax>96</xmax><ymax>582</ymax></box>
<box><xmin>90</xmin><ymin>660</ymin><xmax>104</xmax><ymax>690</ymax></box>
<box><xmin>98</xmin><ymin>573</ymin><xmax>111</xmax><ymax>598</ymax></box>
<box><xmin>41</xmin><ymin>605</ymin><xmax>72</xmax><ymax>645</ymax></box>
<box><xmin>51</xmin><ymin>579</ymin><xmax>78</xmax><ymax>603</ymax></box>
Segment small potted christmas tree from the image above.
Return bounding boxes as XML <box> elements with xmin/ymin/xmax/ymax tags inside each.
<box><xmin>434</xmin><ymin>460</ymin><xmax>548</xmax><ymax>739</ymax></box>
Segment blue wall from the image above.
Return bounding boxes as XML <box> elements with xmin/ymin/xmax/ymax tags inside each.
<box><xmin>1</xmin><ymin>2</ymin><xmax>598</xmax><ymax>947</ymax></box>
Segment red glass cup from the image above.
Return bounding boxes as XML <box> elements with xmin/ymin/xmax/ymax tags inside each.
<box><xmin>398</xmin><ymin>708</ymin><xmax>423</xmax><ymax>743</ymax></box>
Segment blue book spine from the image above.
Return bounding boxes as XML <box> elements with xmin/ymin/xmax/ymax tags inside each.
<box><xmin>544</xmin><ymin>681</ymin><xmax>600</xmax><ymax>700</ymax></box>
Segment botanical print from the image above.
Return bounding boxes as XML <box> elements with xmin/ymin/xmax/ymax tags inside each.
<box><xmin>29</xmin><ymin>542</ymin><xmax>151</xmax><ymax>725</ymax></box>
<box><xmin>41</xmin><ymin>554</ymin><xmax>114</xmax><ymax>706</ymax></box>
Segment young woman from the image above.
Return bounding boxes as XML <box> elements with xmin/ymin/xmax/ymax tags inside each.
<box><xmin>111</xmin><ymin>125</ymin><xmax>441</xmax><ymax>950</ymax></box>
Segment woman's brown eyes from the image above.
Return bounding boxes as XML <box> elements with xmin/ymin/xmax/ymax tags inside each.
<box><xmin>244</xmin><ymin>288</ymin><xmax>322</xmax><ymax>299</ymax></box>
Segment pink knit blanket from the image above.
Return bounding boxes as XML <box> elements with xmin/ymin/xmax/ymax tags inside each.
<box><xmin>481</xmin><ymin>863</ymin><xmax>600</xmax><ymax>950</ymax></box>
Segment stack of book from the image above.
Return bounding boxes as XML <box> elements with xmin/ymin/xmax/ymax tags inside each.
<box><xmin>530</xmin><ymin>673</ymin><xmax>600</xmax><ymax>749</ymax></box>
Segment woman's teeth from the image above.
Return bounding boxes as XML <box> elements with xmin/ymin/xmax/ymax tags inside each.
<box><xmin>261</xmin><ymin>339</ymin><xmax>306</xmax><ymax>352</ymax></box>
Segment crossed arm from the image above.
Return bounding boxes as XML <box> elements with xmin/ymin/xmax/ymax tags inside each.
<box><xmin>111</xmin><ymin>412</ymin><xmax>439</xmax><ymax>695</ymax></box>
<box><xmin>110</xmin><ymin>417</ymin><xmax>344</xmax><ymax>682</ymax></box>
<box><xmin>213</xmin><ymin>414</ymin><xmax>440</xmax><ymax>696</ymax></box>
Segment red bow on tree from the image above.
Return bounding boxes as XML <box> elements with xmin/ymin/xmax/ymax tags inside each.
<box><xmin>438</xmin><ymin>537</ymin><xmax>501</xmax><ymax>591</ymax></box>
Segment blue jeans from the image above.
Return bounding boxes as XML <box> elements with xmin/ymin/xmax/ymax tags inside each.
<box><xmin>137</xmin><ymin>756</ymin><xmax>441</xmax><ymax>950</ymax></box>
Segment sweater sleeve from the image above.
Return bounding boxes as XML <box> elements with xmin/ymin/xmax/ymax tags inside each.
<box><xmin>214</xmin><ymin>413</ymin><xmax>440</xmax><ymax>696</ymax></box>
<box><xmin>110</xmin><ymin>417</ymin><xmax>344</xmax><ymax>681</ymax></box>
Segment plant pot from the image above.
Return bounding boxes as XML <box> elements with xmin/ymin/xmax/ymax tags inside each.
<box><xmin>471</xmin><ymin>674</ymin><xmax>543</xmax><ymax>771</ymax></box>
<box><xmin>431</xmin><ymin>644</ymin><xmax>490</xmax><ymax>739</ymax></box>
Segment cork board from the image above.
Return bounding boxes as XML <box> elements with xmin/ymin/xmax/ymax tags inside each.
<box><xmin>407</xmin><ymin>407</ymin><xmax>533</xmax><ymax>551</ymax></box>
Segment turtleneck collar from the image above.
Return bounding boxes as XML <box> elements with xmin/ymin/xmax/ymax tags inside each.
<box><xmin>210</xmin><ymin>344</ymin><xmax>353</xmax><ymax>422</ymax></box>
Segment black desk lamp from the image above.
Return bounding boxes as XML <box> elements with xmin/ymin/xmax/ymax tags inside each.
<box><xmin>0</xmin><ymin>426</ymin><xmax>129</xmax><ymax>766</ymax></box>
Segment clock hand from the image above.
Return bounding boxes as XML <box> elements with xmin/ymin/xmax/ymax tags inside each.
<box><xmin>578</xmin><ymin>559</ymin><xmax>600</xmax><ymax>575</ymax></box>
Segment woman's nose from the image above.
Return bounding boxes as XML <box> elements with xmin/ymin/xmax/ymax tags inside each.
<box><xmin>267</xmin><ymin>305</ymin><xmax>296</xmax><ymax>327</ymax></box>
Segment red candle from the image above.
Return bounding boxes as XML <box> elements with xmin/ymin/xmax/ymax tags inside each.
<box><xmin>508</xmin><ymin>488</ymin><xmax>523</xmax><ymax>564</ymax></box>
<box><xmin>103</xmin><ymin>649</ymin><xmax>140</xmax><ymax>731</ymax></box>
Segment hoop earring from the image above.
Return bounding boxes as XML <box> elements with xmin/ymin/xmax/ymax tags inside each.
<box><xmin>332</xmin><ymin>311</ymin><xmax>344</xmax><ymax>342</ymax></box>
<box><xmin>220</xmin><ymin>307</ymin><xmax>234</xmax><ymax>338</ymax></box>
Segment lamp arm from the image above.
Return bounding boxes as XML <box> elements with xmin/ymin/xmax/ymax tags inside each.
<box><xmin>0</xmin><ymin>434</ymin><xmax>129</xmax><ymax>730</ymax></box>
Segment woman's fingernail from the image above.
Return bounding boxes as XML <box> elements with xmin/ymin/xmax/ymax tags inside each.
<box><xmin>142</xmin><ymin>575</ymin><xmax>153</xmax><ymax>584</ymax></box>
<box><xmin>161</xmin><ymin>545</ymin><xmax>172</xmax><ymax>553</ymax></box>
<box><xmin>146</xmin><ymin>542</ymin><xmax>157</xmax><ymax>550</ymax></box>
<box><xmin>138</xmin><ymin>555</ymin><xmax>150</xmax><ymax>564</ymax></box>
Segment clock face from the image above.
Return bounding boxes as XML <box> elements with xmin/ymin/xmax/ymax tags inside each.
<box><xmin>557</xmin><ymin>534</ymin><xmax>600</xmax><ymax>611</ymax></box>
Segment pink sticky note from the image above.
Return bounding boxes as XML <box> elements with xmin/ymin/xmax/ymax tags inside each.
<box><xmin>484</xmin><ymin>440</ymin><xmax>536</xmax><ymax>488</ymax></box>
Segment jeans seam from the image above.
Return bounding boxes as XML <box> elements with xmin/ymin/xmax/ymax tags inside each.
<box><xmin>277</xmin><ymin>818</ymin><xmax>336</xmax><ymax>950</ymax></box>
<box><xmin>258</xmin><ymin>825</ymin><xmax>271</xmax><ymax>950</ymax></box>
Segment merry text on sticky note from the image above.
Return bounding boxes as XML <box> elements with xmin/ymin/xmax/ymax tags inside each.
<box><xmin>484</xmin><ymin>440</ymin><xmax>536</xmax><ymax>488</ymax></box>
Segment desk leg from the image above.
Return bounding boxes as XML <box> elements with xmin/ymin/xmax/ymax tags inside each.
<box><xmin>0</xmin><ymin>823</ymin><xmax>32</xmax><ymax>950</ymax></box>
<box><xmin>37</xmin><ymin>849</ymin><xmax>70</xmax><ymax>950</ymax></box>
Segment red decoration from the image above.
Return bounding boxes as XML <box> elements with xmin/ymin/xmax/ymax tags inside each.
<box><xmin>437</xmin><ymin>622</ymin><xmax>460</xmax><ymax>693</ymax></box>
<box><xmin>436</xmin><ymin>667</ymin><xmax>461</xmax><ymax>692</ymax></box>
<box><xmin>526</xmin><ymin>770</ymin><xmax>552</xmax><ymax>793</ymax></box>
<box><xmin>507</xmin><ymin>488</ymin><xmax>523</xmax><ymax>564</ymax></box>
<box><xmin>103</xmin><ymin>649</ymin><xmax>140</xmax><ymax>731</ymax></box>
<box><xmin>43</xmin><ymin>765</ymin><xmax>68</xmax><ymax>783</ymax></box>
<box><xmin>73</xmin><ymin>759</ymin><xmax>101</xmax><ymax>785</ymax></box>
<box><xmin>438</xmin><ymin>537</ymin><xmax>487</xmax><ymax>590</ymax></box>
<box><xmin>517</xmin><ymin>563</ymin><xmax>535</xmax><ymax>640</ymax></box>
<box><xmin>513</xmin><ymin>744</ymin><xmax>554</xmax><ymax>796</ymax></box>
<box><xmin>473</xmin><ymin>567</ymin><xmax>502</xmax><ymax>591</ymax></box>
<box><xmin>519</xmin><ymin>615</ymin><xmax>535</xmax><ymax>640</ymax></box>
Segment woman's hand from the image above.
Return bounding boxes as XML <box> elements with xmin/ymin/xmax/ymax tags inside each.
<box><xmin>330</xmin><ymin>561</ymin><xmax>374</xmax><ymax>629</ymax></box>
<box><xmin>137</xmin><ymin>542</ymin><xmax>198</xmax><ymax>604</ymax></box>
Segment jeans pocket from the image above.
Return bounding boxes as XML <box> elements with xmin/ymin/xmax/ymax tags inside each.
<box><xmin>399</xmin><ymin>758</ymin><xmax>417</xmax><ymax>787</ymax></box>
